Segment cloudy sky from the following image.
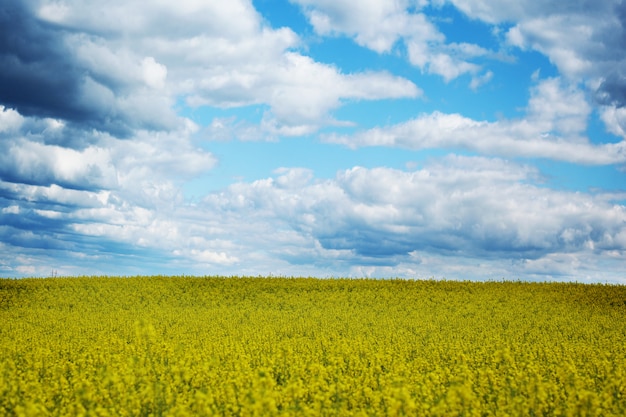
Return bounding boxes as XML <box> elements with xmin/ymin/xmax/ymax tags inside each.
<box><xmin>1</xmin><ymin>0</ymin><xmax>625</xmax><ymax>282</ymax></box>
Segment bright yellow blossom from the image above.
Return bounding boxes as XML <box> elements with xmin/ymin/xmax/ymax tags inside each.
<box><xmin>1</xmin><ymin>277</ymin><xmax>625</xmax><ymax>416</ymax></box>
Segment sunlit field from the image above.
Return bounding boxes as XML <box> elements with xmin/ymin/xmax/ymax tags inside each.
<box><xmin>1</xmin><ymin>277</ymin><xmax>625</xmax><ymax>416</ymax></box>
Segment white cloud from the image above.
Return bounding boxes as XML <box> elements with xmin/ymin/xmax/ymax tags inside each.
<box><xmin>184</xmin><ymin>50</ymin><xmax>420</xmax><ymax>132</ymax></box>
<box><xmin>444</xmin><ymin>0</ymin><xmax>614</xmax><ymax>24</ymax></box>
<box><xmin>0</xmin><ymin>139</ymin><xmax>116</xmax><ymax>190</ymax></box>
<box><xmin>526</xmin><ymin>78</ymin><xmax>591</xmax><ymax>135</ymax></box>
<box><xmin>188</xmin><ymin>249</ymin><xmax>240</xmax><ymax>265</ymax></box>
<box><xmin>505</xmin><ymin>14</ymin><xmax>597</xmax><ymax>79</ymax></box>
<box><xmin>191</xmin><ymin>157</ymin><xmax>625</xmax><ymax>281</ymax></box>
<box><xmin>323</xmin><ymin>77</ymin><xmax>626</xmax><ymax>164</ymax></box>
<box><xmin>0</xmin><ymin>106</ymin><xmax>215</xmax><ymax>196</ymax></box>
<box><xmin>432</xmin><ymin>0</ymin><xmax>626</xmax><ymax>139</ymax></box>
<box><xmin>141</xmin><ymin>57</ymin><xmax>167</xmax><ymax>90</ymax></box>
<box><xmin>35</xmin><ymin>0</ymin><xmax>261</xmax><ymax>38</ymax></box>
<box><xmin>26</xmin><ymin>0</ymin><xmax>421</xmax><ymax>136</ymax></box>
<box><xmin>600</xmin><ymin>105</ymin><xmax>626</xmax><ymax>139</ymax></box>
<box><xmin>469</xmin><ymin>70</ymin><xmax>493</xmax><ymax>90</ymax></box>
<box><xmin>291</xmin><ymin>0</ymin><xmax>626</xmax><ymax>101</ymax></box>
<box><xmin>0</xmin><ymin>106</ymin><xmax>25</xmax><ymax>133</ymax></box>
<box><xmin>291</xmin><ymin>0</ymin><xmax>489</xmax><ymax>83</ymax></box>
<box><xmin>292</xmin><ymin>0</ymin><xmax>425</xmax><ymax>53</ymax></box>
<box><xmin>2</xmin><ymin>155</ymin><xmax>625</xmax><ymax>281</ymax></box>
<box><xmin>427</xmin><ymin>53</ymin><xmax>479</xmax><ymax>82</ymax></box>
<box><xmin>2</xmin><ymin>0</ymin><xmax>625</xmax><ymax>283</ymax></box>
<box><xmin>2</xmin><ymin>206</ymin><xmax>20</xmax><ymax>215</ymax></box>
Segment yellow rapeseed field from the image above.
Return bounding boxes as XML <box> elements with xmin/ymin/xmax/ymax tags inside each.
<box><xmin>0</xmin><ymin>276</ymin><xmax>625</xmax><ymax>416</ymax></box>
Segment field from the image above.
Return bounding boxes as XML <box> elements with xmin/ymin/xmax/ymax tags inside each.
<box><xmin>1</xmin><ymin>277</ymin><xmax>625</xmax><ymax>416</ymax></box>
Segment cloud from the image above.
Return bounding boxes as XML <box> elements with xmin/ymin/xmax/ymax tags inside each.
<box><xmin>1</xmin><ymin>0</ymin><xmax>625</xmax><ymax>283</ymax></box>
<box><xmin>451</xmin><ymin>0</ymin><xmax>626</xmax><ymax>108</ymax></box>
<box><xmin>35</xmin><ymin>0</ymin><xmax>262</xmax><ymax>38</ymax></box>
<box><xmin>470</xmin><ymin>70</ymin><xmax>493</xmax><ymax>90</ymax></box>
<box><xmin>186</xmin><ymin>52</ymin><xmax>421</xmax><ymax>133</ymax></box>
<box><xmin>445</xmin><ymin>0</ymin><xmax>612</xmax><ymax>24</ymax></box>
<box><xmin>290</xmin><ymin>0</ymin><xmax>494</xmax><ymax>83</ymax></box>
<box><xmin>505</xmin><ymin>14</ymin><xmax>599</xmax><ymax>78</ymax></box>
<box><xmin>0</xmin><ymin>1</ymin><xmax>183</xmax><ymax>138</ymax></box>
<box><xmin>1</xmin><ymin>0</ymin><xmax>420</xmax><ymax>141</ymax></box>
<box><xmin>595</xmin><ymin>73</ymin><xmax>626</xmax><ymax>109</ymax></box>
<box><xmin>0</xmin><ymin>105</ymin><xmax>25</xmax><ymax>132</ymax></box>
<box><xmin>0</xmin><ymin>2</ymin><xmax>85</xmax><ymax>121</ymax></box>
<box><xmin>290</xmin><ymin>0</ymin><xmax>626</xmax><ymax>137</ymax></box>
<box><xmin>0</xmin><ymin>104</ymin><xmax>214</xmax><ymax>195</ymax></box>
<box><xmin>600</xmin><ymin>105</ymin><xmax>626</xmax><ymax>139</ymax></box>
<box><xmin>0</xmin><ymin>105</ymin><xmax>214</xmax><ymax>276</ymax></box>
<box><xmin>0</xmin><ymin>0</ymin><xmax>421</xmax><ymax>277</ymax></box>
<box><xmin>0</xmin><ymin>0</ymin><xmax>412</xmax><ymax>276</ymax></box>
<box><xmin>0</xmin><ymin>139</ymin><xmax>116</xmax><ymax>190</ymax></box>
<box><xmin>194</xmin><ymin>157</ymin><xmax>625</xmax><ymax>280</ymax></box>
<box><xmin>323</xmin><ymin>77</ymin><xmax>626</xmax><ymax>164</ymax></box>
<box><xmin>292</xmin><ymin>0</ymin><xmax>435</xmax><ymax>53</ymax></box>
<box><xmin>1</xmin><ymin>155</ymin><xmax>625</xmax><ymax>281</ymax></box>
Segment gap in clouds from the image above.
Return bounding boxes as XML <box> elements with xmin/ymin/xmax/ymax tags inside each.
<box><xmin>532</xmin><ymin>161</ymin><xmax>626</xmax><ymax>194</ymax></box>
<box><xmin>254</xmin><ymin>0</ymin><xmax>312</xmax><ymax>36</ymax></box>
<box><xmin>587</xmin><ymin>109</ymin><xmax>626</xmax><ymax>145</ymax></box>
<box><xmin>424</xmin><ymin>3</ymin><xmax>501</xmax><ymax>51</ymax></box>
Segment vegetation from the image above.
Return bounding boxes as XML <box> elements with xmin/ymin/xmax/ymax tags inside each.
<box><xmin>1</xmin><ymin>276</ymin><xmax>625</xmax><ymax>416</ymax></box>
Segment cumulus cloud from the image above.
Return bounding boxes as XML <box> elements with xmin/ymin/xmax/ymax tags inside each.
<box><xmin>0</xmin><ymin>105</ymin><xmax>214</xmax><ymax>194</ymax></box>
<box><xmin>600</xmin><ymin>105</ymin><xmax>626</xmax><ymax>139</ymax></box>
<box><xmin>283</xmin><ymin>0</ymin><xmax>626</xmax><ymax>164</ymax></box>
<box><xmin>443</xmin><ymin>0</ymin><xmax>610</xmax><ymax>24</ymax></box>
<box><xmin>1</xmin><ymin>0</ymin><xmax>625</xmax><ymax>282</ymax></box>
<box><xmin>290</xmin><ymin>0</ymin><xmax>503</xmax><ymax>84</ymax></box>
<box><xmin>1</xmin><ymin>0</ymin><xmax>419</xmax><ymax>140</ymax></box>
<box><xmin>292</xmin><ymin>0</ymin><xmax>626</xmax><ymax>132</ymax></box>
<box><xmin>292</xmin><ymin>0</ymin><xmax>436</xmax><ymax>53</ymax></box>
<box><xmin>0</xmin><ymin>139</ymin><xmax>116</xmax><ymax>190</ymax></box>
<box><xmin>450</xmin><ymin>0</ymin><xmax>626</xmax><ymax>108</ymax></box>
<box><xmin>0</xmin><ymin>2</ymin><xmax>183</xmax><ymax>138</ymax></box>
<box><xmin>195</xmin><ymin>157</ymin><xmax>626</xmax><ymax>280</ymax></box>
<box><xmin>0</xmin><ymin>102</ymin><xmax>216</xmax><ymax>277</ymax></box>
<box><xmin>185</xmin><ymin>52</ymin><xmax>420</xmax><ymax>133</ymax></box>
<box><xmin>0</xmin><ymin>0</ymin><xmax>423</xmax><ymax>277</ymax></box>
<box><xmin>323</xmin><ymin>77</ymin><xmax>626</xmax><ymax>164</ymax></box>
<box><xmin>1</xmin><ymin>154</ymin><xmax>625</xmax><ymax>281</ymax></box>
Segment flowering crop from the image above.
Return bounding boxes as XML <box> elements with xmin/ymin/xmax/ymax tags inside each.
<box><xmin>1</xmin><ymin>276</ymin><xmax>625</xmax><ymax>416</ymax></box>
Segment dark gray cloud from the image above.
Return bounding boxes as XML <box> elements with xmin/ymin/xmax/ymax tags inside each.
<box><xmin>590</xmin><ymin>1</ymin><xmax>626</xmax><ymax>107</ymax></box>
<box><xmin>595</xmin><ymin>73</ymin><xmax>626</xmax><ymax>108</ymax></box>
<box><xmin>615</xmin><ymin>0</ymin><xmax>626</xmax><ymax>47</ymax></box>
<box><xmin>0</xmin><ymin>1</ymin><xmax>171</xmax><ymax>138</ymax></box>
<box><xmin>0</xmin><ymin>3</ymin><xmax>90</xmax><ymax>125</ymax></box>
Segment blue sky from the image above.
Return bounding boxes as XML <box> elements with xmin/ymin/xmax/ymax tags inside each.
<box><xmin>1</xmin><ymin>0</ymin><xmax>625</xmax><ymax>282</ymax></box>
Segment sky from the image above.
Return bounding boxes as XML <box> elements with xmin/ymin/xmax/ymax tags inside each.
<box><xmin>1</xmin><ymin>0</ymin><xmax>625</xmax><ymax>282</ymax></box>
